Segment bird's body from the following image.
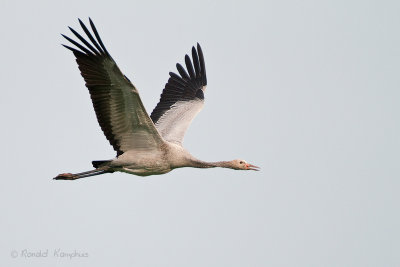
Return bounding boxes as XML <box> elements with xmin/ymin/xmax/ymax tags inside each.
<box><xmin>55</xmin><ymin>18</ymin><xmax>258</xmax><ymax>180</ymax></box>
<box><xmin>110</xmin><ymin>142</ymin><xmax>190</xmax><ymax>176</ymax></box>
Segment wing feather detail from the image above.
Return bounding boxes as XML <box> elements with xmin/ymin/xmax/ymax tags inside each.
<box><xmin>150</xmin><ymin>44</ymin><xmax>207</xmax><ymax>146</ymax></box>
<box><xmin>62</xmin><ymin>18</ymin><xmax>163</xmax><ymax>155</ymax></box>
<box><xmin>155</xmin><ymin>100</ymin><xmax>204</xmax><ymax>145</ymax></box>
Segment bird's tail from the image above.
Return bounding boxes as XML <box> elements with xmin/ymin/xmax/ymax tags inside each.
<box><xmin>92</xmin><ymin>160</ymin><xmax>112</xmax><ymax>168</ymax></box>
<box><xmin>54</xmin><ymin>167</ymin><xmax>112</xmax><ymax>180</ymax></box>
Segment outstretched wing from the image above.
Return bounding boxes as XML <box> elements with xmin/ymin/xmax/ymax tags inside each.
<box><xmin>150</xmin><ymin>44</ymin><xmax>207</xmax><ymax>146</ymax></box>
<box><xmin>62</xmin><ymin>18</ymin><xmax>163</xmax><ymax>156</ymax></box>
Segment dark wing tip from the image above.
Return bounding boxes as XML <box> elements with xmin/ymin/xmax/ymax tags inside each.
<box><xmin>61</xmin><ymin>33</ymin><xmax>93</xmax><ymax>55</ymax></box>
<box><xmin>88</xmin><ymin>18</ymin><xmax>110</xmax><ymax>57</ymax></box>
<box><xmin>77</xmin><ymin>18</ymin><xmax>106</xmax><ymax>55</ymax></box>
<box><xmin>61</xmin><ymin>44</ymin><xmax>87</xmax><ymax>58</ymax></box>
<box><xmin>185</xmin><ymin>54</ymin><xmax>196</xmax><ymax>79</ymax></box>
<box><xmin>150</xmin><ymin>43</ymin><xmax>207</xmax><ymax>124</ymax></box>
<box><xmin>175</xmin><ymin>43</ymin><xmax>207</xmax><ymax>87</ymax></box>
<box><xmin>191</xmin><ymin>46</ymin><xmax>200</xmax><ymax>78</ymax></box>
<box><xmin>176</xmin><ymin>63</ymin><xmax>190</xmax><ymax>80</ymax></box>
<box><xmin>196</xmin><ymin>43</ymin><xmax>207</xmax><ymax>86</ymax></box>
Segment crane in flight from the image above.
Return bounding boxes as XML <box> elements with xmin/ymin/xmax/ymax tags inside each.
<box><xmin>55</xmin><ymin>18</ymin><xmax>259</xmax><ymax>180</ymax></box>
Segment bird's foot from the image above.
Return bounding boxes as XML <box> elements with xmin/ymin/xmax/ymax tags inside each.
<box><xmin>53</xmin><ymin>173</ymin><xmax>77</xmax><ymax>180</ymax></box>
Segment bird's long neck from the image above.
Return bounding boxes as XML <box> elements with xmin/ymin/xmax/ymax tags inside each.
<box><xmin>188</xmin><ymin>159</ymin><xmax>232</xmax><ymax>169</ymax></box>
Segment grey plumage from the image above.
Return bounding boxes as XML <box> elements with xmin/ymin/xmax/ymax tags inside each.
<box><xmin>54</xmin><ymin>18</ymin><xmax>258</xmax><ymax>180</ymax></box>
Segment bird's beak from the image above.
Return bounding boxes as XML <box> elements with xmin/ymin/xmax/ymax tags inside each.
<box><xmin>246</xmin><ymin>163</ymin><xmax>260</xmax><ymax>171</ymax></box>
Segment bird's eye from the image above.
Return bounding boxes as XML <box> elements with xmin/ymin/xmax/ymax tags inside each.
<box><xmin>240</xmin><ymin>161</ymin><xmax>243</xmax><ymax>164</ymax></box>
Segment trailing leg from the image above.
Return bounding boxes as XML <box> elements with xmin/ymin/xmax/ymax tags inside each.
<box><xmin>53</xmin><ymin>167</ymin><xmax>112</xmax><ymax>180</ymax></box>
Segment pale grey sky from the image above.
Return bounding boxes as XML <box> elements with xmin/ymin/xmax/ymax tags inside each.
<box><xmin>1</xmin><ymin>0</ymin><xmax>399</xmax><ymax>266</ymax></box>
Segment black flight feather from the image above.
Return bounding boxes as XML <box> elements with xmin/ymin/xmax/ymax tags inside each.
<box><xmin>89</xmin><ymin>18</ymin><xmax>110</xmax><ymax>57</ymax></box>
<box><xmin>79</xmin><ymin>18</ymin><xmax>105</xmax><ymax>54</ymax></box>
<box><xmin>150</xmin><ymin>44</ymin><xmax>207</xmax><ymax>124</ymax></box>
<box><xmin>62</xmin><ymin>18</ymin><xmax>128</xmax><ymax>155</ymax></box>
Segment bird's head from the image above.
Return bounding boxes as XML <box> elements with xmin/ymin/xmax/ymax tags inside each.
<box><xmin>230</xmin><ymin>159</ymin><xmax>259</xmax><ymax>171</ymax></box>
